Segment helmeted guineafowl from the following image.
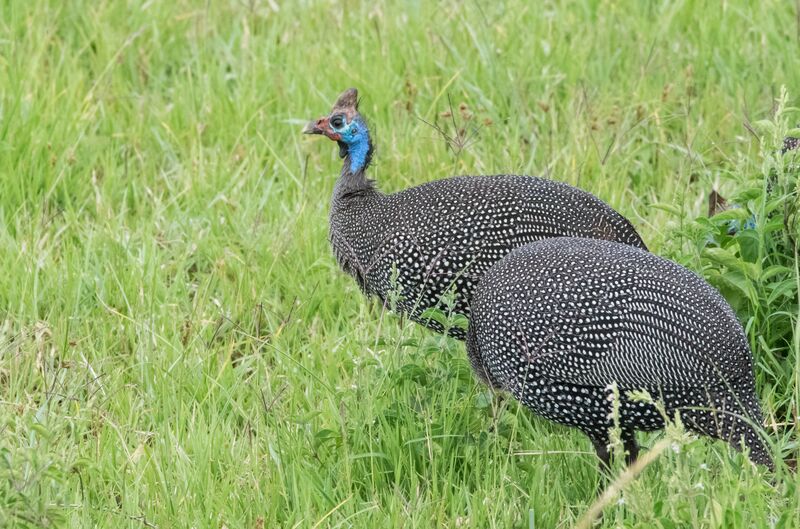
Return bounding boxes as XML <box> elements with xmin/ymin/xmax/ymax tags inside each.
<box><xmin>467</xmin><ymin>237</ymin><xmax>772</xmax><ymax>469</ymax></box>
<box><xmin>303</xmin><ymin>88</ymin><xmax>647</xmax><ymax>339</ymax></box>
<box><xmin>781</xmin><ymin>132</ymin><xmax>799</xmax><ymax>155</ymax></box>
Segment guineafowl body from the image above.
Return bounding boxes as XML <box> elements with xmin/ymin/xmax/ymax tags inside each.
<box><xmin>467</xmin><ymin>237</ymin><xmax>772</xmax><ymax>469</ymax></box>
<box><xmin>305</xmin><ymin>89</ymin><xmax>647</xmax><ymax>340</ymax></box>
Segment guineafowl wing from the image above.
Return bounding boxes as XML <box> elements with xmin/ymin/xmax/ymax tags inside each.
<box><xmin>480</xmin><ymin>238</ymin><xmax>753</xmax><ymax>390</ymax></box>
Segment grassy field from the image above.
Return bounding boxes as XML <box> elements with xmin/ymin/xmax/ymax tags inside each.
<box><xmin>1</xmin><ymin>0</ymin><xmax>799</xmax><ymax>527</ymax></box>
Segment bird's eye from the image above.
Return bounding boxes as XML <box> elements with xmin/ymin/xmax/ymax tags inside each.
<box><xmin>330</xmin><ymin>115</ymin><xmax>345</xmax><ymax>129</ymax></box>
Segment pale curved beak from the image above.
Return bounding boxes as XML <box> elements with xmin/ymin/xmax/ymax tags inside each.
<box><xmin>303</xmin><ymin>117</ymin><xmax>328</xmax><ymax>135</ymax></box>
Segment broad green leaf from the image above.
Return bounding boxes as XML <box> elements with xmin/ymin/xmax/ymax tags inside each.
<box><xmin>702</xmin><ymin>247</ymin><xmax>761</xmax><ymax>279</ymax></box>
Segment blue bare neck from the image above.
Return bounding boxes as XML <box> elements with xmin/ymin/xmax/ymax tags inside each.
<box><xmin>347</xmin><ymin>134</ymin><xmax>371</xmax><ymax>174</ymax></box>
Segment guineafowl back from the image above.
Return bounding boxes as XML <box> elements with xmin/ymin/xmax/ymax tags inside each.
<box><xmin>468</xmin><ymin>237</ymin><xmax>756</xmax><ymax>393</ymax></box>
<box><xmin>467</xmin><ymin>237</ymin><xmax>770</xmax><ymax>467</ymax></box>
<box><xmin>330</xmin><ymin>175</ymin><xmax>646</xmax><ymax>339</ymax></box>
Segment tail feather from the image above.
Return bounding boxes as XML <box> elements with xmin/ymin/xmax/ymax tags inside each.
<box><xmin>679</xmin><ymin>387</ymin><xmax>773</xmax><ymax>470</ymax></box>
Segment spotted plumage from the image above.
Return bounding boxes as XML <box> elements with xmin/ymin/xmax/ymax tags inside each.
<box><xmin>305</xmin><ymin>89</ymin><xmax>647</xmax><ymax>339</ymax></box>
<box><xmin>467</xmin><ymin>237</ymin><xmax>772</xmax><ymax>469</ymax></box>
<box><xmin>781</xmin><ymin>133</ymin><xmax>799</xmax><ymax>155</ymax></box>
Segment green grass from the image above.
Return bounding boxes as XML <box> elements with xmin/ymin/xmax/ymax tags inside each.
<box><xmin>1</xmin><ymin>0</ymin><xmax>799</xmax><ymax>527</ymax></box>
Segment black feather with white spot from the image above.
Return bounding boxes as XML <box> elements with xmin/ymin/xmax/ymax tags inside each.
<box><xmin>329</xmin><ymin>174</ymin><xmax>647</xmax><ymax>339</ymax></box>
<box><xmin>467</xmin><ymin>237</ymin><xmax>772</xmax><ymax>469</ymax></box>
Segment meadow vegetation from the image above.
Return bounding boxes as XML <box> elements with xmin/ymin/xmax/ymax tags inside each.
<box><xmin>1</xmin><ymin>1</ymin><xmax>799</xmax><ymax>527</ymax></box>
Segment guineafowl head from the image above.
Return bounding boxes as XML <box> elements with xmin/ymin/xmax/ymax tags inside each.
<box><xmin>304</xmin><ymin>88</ymin><xmax>373</xmax><ymax>174</ymax></box>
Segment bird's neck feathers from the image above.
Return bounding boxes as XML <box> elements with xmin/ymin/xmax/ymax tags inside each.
<box><xmin>334</xmin><ymin>133</ymin><xmax>376</xmax><ymax>200</ymax></box>
<box><xmin>346</xmin><ymin>130</ymin><xmax>373</xmax><ymax>174</ymax></box>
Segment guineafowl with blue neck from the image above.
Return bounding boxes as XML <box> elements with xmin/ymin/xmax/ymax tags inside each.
<box><xmin>303</xmin><ymin>88</ymin><xmax>647</xmax><ymax>339</ymax></box>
